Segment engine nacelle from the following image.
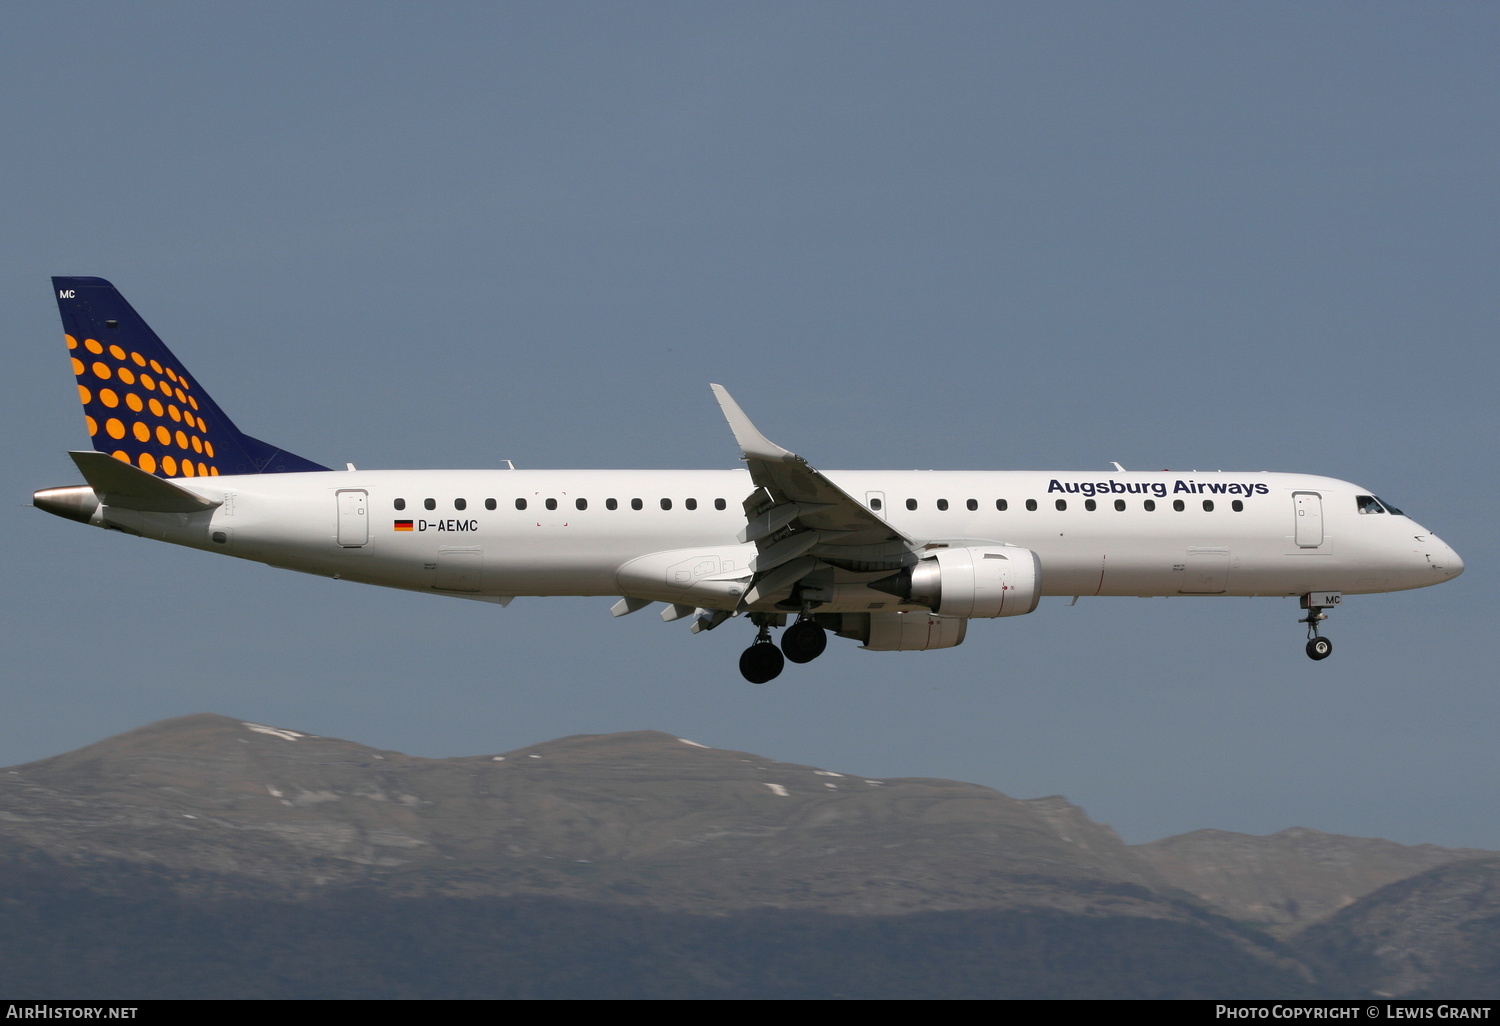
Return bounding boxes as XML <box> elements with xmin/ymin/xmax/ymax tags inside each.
<box><xmin>818</xmin><ymin>610</ymin><xmax>969</xmax><ymax>651</ymax></box>
<box><xmin>873</xmin><ymin>545</ymin><xmax>1042</xmax><ymax>618</ymax></box>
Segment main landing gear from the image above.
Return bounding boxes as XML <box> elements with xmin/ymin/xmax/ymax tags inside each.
<box><xmin>739</xmin><ymin>624</ymin><xmax>784</xmax><ymax>684</ymax></box>
<box><xmin>1299</xmin><ymin>595</ymin><xmax>1334</xmax><ymax>661</ymax></box>
<box><xmin>738</xmin><ymin>614</ymin><xmax>828</xmax><ymax>683</ymax></box>
<box><xmin>781</xmin><ymin>617</ymin><xmax>828</xmax><ymax>664</ymax></box>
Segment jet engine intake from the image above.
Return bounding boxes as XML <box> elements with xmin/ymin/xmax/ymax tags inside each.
<box><xmin>871</xmin><ymin>545</ymin><xmax>1042</xmax><ymax>618</ymax></box>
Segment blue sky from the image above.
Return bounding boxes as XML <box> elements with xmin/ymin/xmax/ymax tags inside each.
<box><xmin>6</xmin><ymin>2</ymin><xmax>1498</xmax><ymax>848</ymax></box>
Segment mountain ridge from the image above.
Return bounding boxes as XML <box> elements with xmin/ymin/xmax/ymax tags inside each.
<box><xmin>0</xmin><ymin>713</ymin><xmax>1179</xmax><ymax>915</ymax></box>
<box><xmin>3</xmin><ymin>713</ymin><xmax>1496</xmax><ymax>997</ymax></box>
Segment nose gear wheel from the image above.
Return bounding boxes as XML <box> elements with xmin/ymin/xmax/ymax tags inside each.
<box><xmin>1300</xmin><ymin>603</ymin><xmax>1332</xmax><ymax>661</ymax></box>
<box><xmin>1306</xmin><ymin>636</ymin><xmax>1333</xmax><ymax>660</ymax></box>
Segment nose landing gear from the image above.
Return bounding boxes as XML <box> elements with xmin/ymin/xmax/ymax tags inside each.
<box><xmin>1299</xmin><ymin>594</ymin><xmax>1335</xmax><ymax>661</ymax></box>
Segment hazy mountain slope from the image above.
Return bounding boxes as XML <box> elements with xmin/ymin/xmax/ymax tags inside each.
<box><xmin>1133</xmin><ymin>828</ymin><xmax>1494</xmax><ymax>937</ymax></box>
<box><xmin>1294</xmin><ymin>858</ymin><xmax>1500</xmax><ymax>997</ymax></box>
<box><xmin>0</xmin><ymin>713</ymin><xmax>1183</xmax><ymax>917</ymax></box>
<box><xmin>10</xmin><ymin>713</ymin><xmax>1496</xmax><ymax>997</ymax></box>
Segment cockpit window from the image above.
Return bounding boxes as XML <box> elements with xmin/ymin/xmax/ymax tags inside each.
<box><xmin>1357</xmin><ymin>495</ymin><xmax>1407</xmax><ymax>516</ymax></box>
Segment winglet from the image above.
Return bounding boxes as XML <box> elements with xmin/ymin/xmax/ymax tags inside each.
<box><xmin>69</xmin><ymin>451</ymin><xmax>219</xmax><ymax>512</ymax></box>
<box><xmin>709</xmin><ymin>384</ymin><xmax>796</xmax><ymax>462</ymax></box>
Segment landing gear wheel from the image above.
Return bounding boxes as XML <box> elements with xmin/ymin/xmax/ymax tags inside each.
<box><xmin>1306</xmin><ymin>637</ymin><xmax>1333</xmax><ymax>661</ymax></box>
<box><xmin>1299</xmin><ymin>598</ymin><xmax>1334</xmax><ymax>662</ymax></box>
<box><xmin>781</xmin><ymin>619</ymin><xmax>827</xmax><ymax>664</ymax></box>
<box><xmin>740</xmin><ymin>642</ymin><xmax>785</xmax><ymax>683</ymax></box>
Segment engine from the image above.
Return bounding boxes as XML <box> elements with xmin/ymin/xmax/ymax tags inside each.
<box><xmin>870</xmin><ymin>545</ymin><xmax>1042</xmax><ymax>618</ymax></box>
<box><xmin>816</xmin><ymin>610</ymin><xmax>969</xmax><ymax>651</ymax></box>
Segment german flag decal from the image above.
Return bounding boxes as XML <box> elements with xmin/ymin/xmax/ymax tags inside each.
<box><xmin>393</xmin><ymin>520</ymin><xmax>414</xmax><ymax>531</ymax></box>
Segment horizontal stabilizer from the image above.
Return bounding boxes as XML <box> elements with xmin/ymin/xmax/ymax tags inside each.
<box><xmin>69</xmin><ymin>451</ymin><xmax>219</xmax><ymax>513</ymax></box>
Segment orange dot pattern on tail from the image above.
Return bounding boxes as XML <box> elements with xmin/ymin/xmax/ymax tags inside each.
<box><xmin>66</xmin><ymin>335</ymin><xmax>218</xmax><ymax>477</ymax></box>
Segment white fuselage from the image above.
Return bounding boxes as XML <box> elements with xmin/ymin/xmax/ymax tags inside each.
<box><xmin>92</xmin><ymin>467</ymin><xmax>1463</xmax><ymax>610</ymax></box>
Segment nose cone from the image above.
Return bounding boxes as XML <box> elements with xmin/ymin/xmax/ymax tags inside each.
<box><xmin>1420</xmin><ymin>532</ymin><xmax>1464</xmax><ymax>581</ymax></box>
<box><xmin>1441</xmin><ymin>540</ymin><xmax>1464</xmax><ymax>579</ymax></box>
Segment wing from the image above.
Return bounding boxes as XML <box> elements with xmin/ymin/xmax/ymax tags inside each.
<box><xmin>710</xmin><ymin>385</ymin><xmax>917</xmax><ymax>608</ymax></box>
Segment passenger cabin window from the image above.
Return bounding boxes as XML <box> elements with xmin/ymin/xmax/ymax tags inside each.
<box><xmin>685</xmin><ymin>498</ymin><xmax>697</xmax><ymax>510</ymax></box>
<box><xmin>966</xmin><ymin>499</ymin><xmax>977</xmax><ymax>511</ymax></box>
<box><xmin>515</xmin><ymin>498</ymin><xmax>527</xmax><ymax>510</ymax></box>
<box><xmin>485</xmin><ymin>499</ymin><xmax>496</xmax><ymax>510</ymax></box>
<box><xmin>936</xmin><ymin>498</ymin><xmax>948</xmax><ymax>511</ymax></box>
<box><xmin>545</xmin><ymin>498</ymin><xmax>557</xmax><ymax>511</ymax></box>
<box><xmin>454</xmin><ymin>498</ymin><xmax>466</xmax><ymax>511</ymax></box>
<box><xmin>870</xmin><ymin>497</ymin><xmax>883</xmax><ymax>511</ymax></box>
<box><xmin>1025</xmin><ymin>499</ymin><xmax>1037</xmax><ymax>511</ymax></box>
<box><xmin>1144</xmin><ymin>499</ymin><xmax>1156</xmax><ymax>511</ymax></box>
<box><xmin>576</xmin><ymin>498</ymin><xmax>587</xmax><ymax>510</ymax></box>
<box><xmin>996</xmin><ymin>499</ymin><xmax>1008</xmax><ymax>511</ymax></box>
<box><xmin>1114</xmin><ymin>499</ymin><xmax>1125</xmax><ymax>511</ymax></box>
<box><xmin>394</xmin><ymin>498</ymin><xmax>406</xmax><ymax>511</ymax></box>
<box><xmin>631</xmin><ymin>498</ymin><xmax>643</xmax><ymax>510</ymax></box>
<box><xmin>1202</xmin><ymin>500</ymin><xmax>1214</xmax><ymax>512</ymax></box>
<box><xmin>1172</xmin><ymin>499</ymin><xmax>1185</xmax><ymax>511</ymax></box>
<box><xmin>1055</xmin><ymin>499</ymin><xmax>1067</xmax><ymax>511</ymax></box>
<box><xmin>1232</xmin><ymin>500</ymin><xmax>1243</xmax><ymax>512</ymax></box>
<box><xmin>661</xmin><ymin>498</ymin><xmax>672</xmax><ymax>510</ymax></box>
<box><xmin>424</xmin><ymin>498</ymin><xmax>436</xmax><ymax>511</ymax></box>
<box><xmin>1084</xmin><ymin>499</ymin><xmax>1097</xmax><ymax>511</ymax></box>
<box><xmin>606</xmin><ymin>498</ymin><xmax>618</xmax><ymax>510</ymax></box>
<box><xmin>906</xmin><ymin>498</ymin><xmax>918</xmax><ymax>511</ymax></box>
<box><xmin>714</xmin><ymin>498</ymin><xmax>727</xmax><ymax>510</ymax></box>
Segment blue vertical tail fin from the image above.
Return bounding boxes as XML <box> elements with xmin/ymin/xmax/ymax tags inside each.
<box><xmin>53</xmin><ymin>277</ymin><xmax>329</xmax><ymax>478</ymax></box>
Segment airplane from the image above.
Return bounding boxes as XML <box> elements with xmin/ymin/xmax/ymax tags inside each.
<box><xmin>34</xmin><ymin>277</ymin><xmax>1465</xmax><ymax>683</ymax></box>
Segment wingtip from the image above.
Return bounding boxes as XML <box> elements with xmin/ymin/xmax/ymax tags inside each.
<box><xmin>709</xmin><ymin>384</ymin><xmax>794</xmax><ymax>461</ymax></box>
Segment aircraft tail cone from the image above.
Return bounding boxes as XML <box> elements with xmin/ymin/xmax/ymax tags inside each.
<box><xmin>33</xmin><ymin>485</ymin><xmax>99</xmax><ymax>524</ymax></box>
